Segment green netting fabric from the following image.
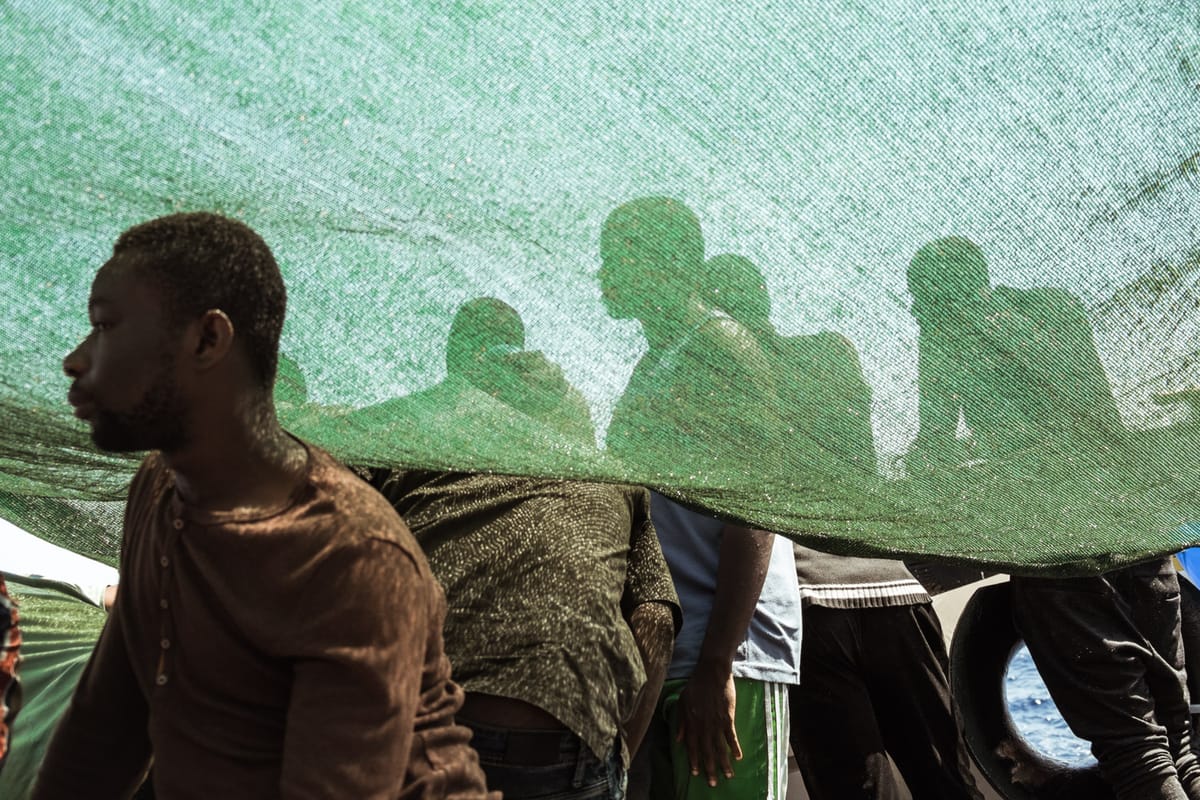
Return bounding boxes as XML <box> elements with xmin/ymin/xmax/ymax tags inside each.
<box><xmin>0</xmin><ymin>587</ymin><xmax>107</xmax><ymax>799</ymax></box>
<box><xmin>3</xmin><ymin>2</ymin><xmax>1200</xmax><ymax>575</ymax></box>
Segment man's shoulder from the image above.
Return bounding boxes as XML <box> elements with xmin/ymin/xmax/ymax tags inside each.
<box><xmin>306</xmin><ymin>446</ymin><xmax>423</xmax><ymax>560</ymax></box>
<box><xmin>133</xmin><ymin>450</ymin><xmax>169</xmax><ymax>484</ymax></box>
<box><xmin>997</xmin><ymin>284</ymin><xmax>1088</xmax><ymax>320</ymax></box>
<box><xmin>692</xmin><ymin>314</ymin><xmax>763</xmax><ymax>358</ymax></box>
<box><xmin>774</xmin><ymin>331</ymin><xmax>866</xmax><ymax>383</ymax></box>
<box><xmin>398</xmin><ymin>472</ymin><xmax>641</xmax><ymax>547</ymax></box>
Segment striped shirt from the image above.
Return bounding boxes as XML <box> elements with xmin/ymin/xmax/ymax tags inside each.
<box><xmin>793</xmin><ymin>545</ymin><xmax>930</xmax><ymax>609</ymax></box>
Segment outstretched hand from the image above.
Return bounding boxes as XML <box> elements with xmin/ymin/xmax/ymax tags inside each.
<box><xmin>676</xmin><ymin>665</ymin><xmax>741</xmax><ymax>787</ymax></box>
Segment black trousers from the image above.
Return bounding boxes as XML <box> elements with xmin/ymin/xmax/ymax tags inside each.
<box><xmin>788</xmin><ymin>603</ymin><xmax>981</xmax><ymax>800</ymax></box>
<box><xmin>1013</xmin><ymin>558</ymin><xmax>1200</xmax><ymax>800</ymax></box>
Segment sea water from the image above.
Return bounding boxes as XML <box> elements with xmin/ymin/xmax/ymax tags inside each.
<box><xmin>1005</xmin><ymin>644</ymin><xmax>1096</xmax><ymax>767</ymax></box>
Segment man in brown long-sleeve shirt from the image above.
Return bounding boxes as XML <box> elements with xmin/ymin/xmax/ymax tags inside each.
<box><xmin>35</xmin><ymin>212</ymin><xmax>494</xmax><ymax>800</ymax></box>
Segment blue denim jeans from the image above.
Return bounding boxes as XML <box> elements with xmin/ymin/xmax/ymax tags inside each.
<box><xmin>466</xmin><ymin>720</ymin><xmax>625</xmax><ymax>800</ymax></box>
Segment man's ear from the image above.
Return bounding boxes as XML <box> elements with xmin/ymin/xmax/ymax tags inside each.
<box><xmin>193</xmin><ymin>309</ymin><xmax>235</xmax><ymax>370</ymax></box>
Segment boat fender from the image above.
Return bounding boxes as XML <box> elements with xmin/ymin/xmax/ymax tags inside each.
<box><xmin>949</xmin><ymin>582</ymin><xmax>1108</xmax><ymax>800</ymax></box>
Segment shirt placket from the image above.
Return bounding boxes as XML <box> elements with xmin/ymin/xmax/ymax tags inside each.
<box><xmin>155</xmin><ymin>515</ymin><xmax>182</xmax><ymax>689</ymax></box>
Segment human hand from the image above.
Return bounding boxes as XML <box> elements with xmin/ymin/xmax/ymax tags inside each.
<box><xmin>676</xmin><ymin>664</ymin><xmax>741</xmax><ymax>787</ymax></box>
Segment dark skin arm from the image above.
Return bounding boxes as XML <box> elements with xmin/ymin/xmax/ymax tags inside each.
<box><xmin>623</xmin><ymin>601</ymin><xmax>676</xmax><ymax>756</ymax></box>
<box><xmin>678</xmin><ymin>524</ymin><xmax>774</xmax><ymax>787</ymax></box>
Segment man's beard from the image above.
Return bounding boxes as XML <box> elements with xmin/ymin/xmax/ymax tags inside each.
<box><xmin>90</xmin><ymin>362</ymin><xmax>189</xmax><ymax>453</ymax></box>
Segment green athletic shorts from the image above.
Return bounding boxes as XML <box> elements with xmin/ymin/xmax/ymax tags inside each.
<box><xmin>643</xmin><ymin>677</ymin><xmax>790</xmax><ymax>800</ymax></box>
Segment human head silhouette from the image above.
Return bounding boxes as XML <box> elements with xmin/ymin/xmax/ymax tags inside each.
<box><xmin>445</xmin><ymin>297</ymin><xmax>525</xmax><ymax>378</ymax></box>
<box><xmin>598</xmin><ymin>196</ymin><xmax>705</xmax><ymax>321</ymax></box>
<box><xmin>907</xmin><ymin>236</ymin><xmax>991</xmax><ymax>326</ymax></box>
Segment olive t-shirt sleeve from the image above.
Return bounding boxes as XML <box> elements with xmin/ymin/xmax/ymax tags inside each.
<box><xmin>622</xmin><ymin>488</ymin><xmax>682</xmax><ymax>633</ymax></box>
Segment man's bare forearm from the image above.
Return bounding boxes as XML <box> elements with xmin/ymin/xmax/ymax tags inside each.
<box><xmin>697</xmin><ymin>525</ymin><xmax>773</xmax><ymax>670</ymax></box>
<box><xmin>624</xmin><ymin>601</ymin><xmax>676</xmax><ymax>755</ymax></box>
<box><xmin>674</xmin><ymin>524</ymin><xmax>774</xmax><ymax>785</ymax></box>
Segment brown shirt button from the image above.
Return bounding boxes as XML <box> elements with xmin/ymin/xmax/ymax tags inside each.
<box><xmin>160</xmin><ymin>556</ymin><xmax>169</xmax><ymax>568</ymax></box>
<box><xmin>156</xmin><ymin>674</ymin><xmax>169</xmax><ymax>686</ymax></box>
<box><xmin>173</xmin><ymin>519</ymin><xmax>184</xmax><ymax>530</ymax></box>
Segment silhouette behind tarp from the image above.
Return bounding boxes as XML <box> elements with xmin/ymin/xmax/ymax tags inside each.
<box><xmin>340</xmin><ymin>297</ymin><xmax>596</xmax><ymax>464</ymax></box>
<box><xmin>5</xmin><ymin>2</ymin><xmax>1200</xmax><ymax>576</ymax></box>
<box><xmin>706</xmin><ymin>253</ymin><xmax>876</xmax><ymax>475</ymax></box>
<box><xmin>600</xmin><ymin>198</ymin><xmax>778</xmax><ymax>492</ymax></box>
<box><xmin>906</xmin><ymin>236</ymin><xmax>1126</xmax><ymax>474</ymax></box>
<box><xmin>900</xmin><ymin>237</ymin><xmax>1200</xmax><ymax>573</ymax></box>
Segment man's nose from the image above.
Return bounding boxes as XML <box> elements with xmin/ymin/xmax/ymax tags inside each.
<box><xmin>63</xmin><ymin>338</ymin><xmax>88</xmax><ymax>378</ymax></box>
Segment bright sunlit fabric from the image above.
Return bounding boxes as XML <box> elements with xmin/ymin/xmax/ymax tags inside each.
<box><xmin>2</xmin><ymin>1</ymin><xmax>1200</xmax><ymax>580</ymax></box>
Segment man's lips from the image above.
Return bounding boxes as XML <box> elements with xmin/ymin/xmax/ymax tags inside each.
<box><xmin>67</xmin><ymin>388</ymin><xmax>95</xmax><ymax>420</ymax></box>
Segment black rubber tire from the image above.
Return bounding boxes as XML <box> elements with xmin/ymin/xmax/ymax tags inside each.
<box><xmin>949</xmin><ymin>581</ymin><xmax>1097</xmax><ymax>800</ymax></box>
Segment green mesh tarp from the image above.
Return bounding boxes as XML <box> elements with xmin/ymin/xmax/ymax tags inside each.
<box><xmin>0</xmin><ymin>586</ymin><xmax>106</xmax><ymax>799</ymax></box>
<box><xmin>3</xmin><ymin>1</ymin><xmax>1200</xmax><ymax>576</ymax></box>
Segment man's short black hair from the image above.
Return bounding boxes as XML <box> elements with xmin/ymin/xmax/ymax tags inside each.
<box><xmin>113</xmin><ymin>212</ymin><xmax>286</xmax><ymax>388</ymax></box>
